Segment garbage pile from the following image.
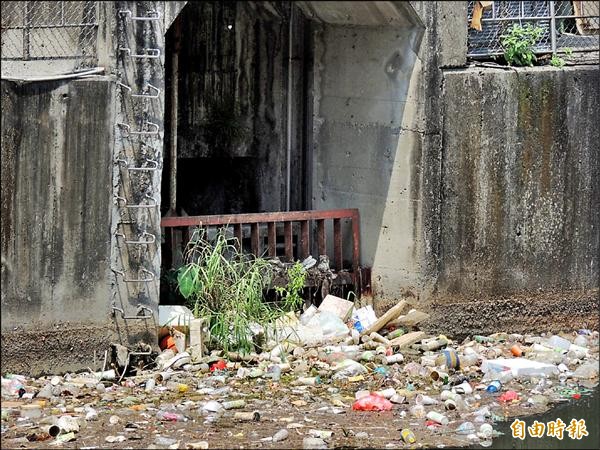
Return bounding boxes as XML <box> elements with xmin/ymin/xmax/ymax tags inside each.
<box><xmin>2</xmin><ymin>297</ymin><xmax>598</xmax><ymax>449</ymax></box>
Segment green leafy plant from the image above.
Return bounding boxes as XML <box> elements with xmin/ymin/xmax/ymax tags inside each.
<box><xmin>501</xmin><ymin>24</ymin><xmax>544</xmax><ymax>66</ymax></box>
<box><xmin>563</xmin><ymin>47</ymin><xmax>573</xmax><ymax>57</ymax></box>
<box><xmin>550</xmin><ymin>55</ymin><xmax>566</xmax><ymax>68</ymax></box>
<box><xmin>177</xmin><ymin>228</ymin><xmax>278</xmax><ymax>353</ymax></box>
<box><xmin>275</xmin><ymin>262</ymin><xmax>307</xmax><ymax>312</ymax></box>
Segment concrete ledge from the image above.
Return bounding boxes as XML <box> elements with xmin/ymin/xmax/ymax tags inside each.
<box><xmin>1</xmin><ymin>321</ymin><xmax>157</xmax><ymax>377</ymax></box>
<box><xmin>421</xmin><ymin>288</ymin><xmax>599</xmax><ymax>339</ymax></box>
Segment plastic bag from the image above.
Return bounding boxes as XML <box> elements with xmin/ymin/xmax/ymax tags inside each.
<box><xmin>352</xmin><ymin>393</ymin><xmax>393</xmax><ymax>411</ymax></box>
<box><xmin>332</xmin><ymin>359</ymin><xmax>368</xmax><ymax>380</ymax></box>
<box><xmin>307</xmin><ymin>311</ymin><xmax>349</xmax><ymax>339</ymax></box>
<box><xmin>498</xmin><ymin>390</ymin><xmax>520</xmax><ymax>402</ymax></box>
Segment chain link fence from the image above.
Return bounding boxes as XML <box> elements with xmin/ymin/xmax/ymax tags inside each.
<box><xmin>1</xmin><ymin>1</ymin><xmax>99</xmax><ymax>66</ymax></box>
<box><xmin>468</xmin><ymin>1</ymin><xmax>599</xmax><ymax>57</ymax></box>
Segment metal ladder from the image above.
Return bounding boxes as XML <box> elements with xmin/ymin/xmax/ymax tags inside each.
<box><xmin>111</xmin><ymin>5</ymin><xmax>162</xmax><ymax>325</ymax></box>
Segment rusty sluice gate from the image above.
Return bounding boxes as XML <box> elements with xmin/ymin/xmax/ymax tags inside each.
<box><xmin>160</xmin><ymin>209</ymin><xmax>371</xmax><ymax>298</ymax></box>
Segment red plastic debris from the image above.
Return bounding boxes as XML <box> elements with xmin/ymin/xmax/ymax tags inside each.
<box><xmin>572</xmin><ymin>393</ymin><xmax>581</xmax><ymax>400</ymax></box>
<box><xmin>352</xmin><ymin>393</ymin><xmax>393</xmax><ymax>411</ymax></box>
<box><xmin>159</xmin><ymin>335</ymin><xmax>177</xmax><ymax>351</ymax></box>
<box><xmin>426</xmin><ymin>420</ymin><xmax>441</xmax><ymax>428</ymax></box>
<box><xmin>498</xmin><ymin>390</ymin><xmax>520</xmax><ymax>402</ymax></box>
<box><xmin>210</xmin><ymin>360</ymin><xmax>227</xmax><ymax>372</ymax></box>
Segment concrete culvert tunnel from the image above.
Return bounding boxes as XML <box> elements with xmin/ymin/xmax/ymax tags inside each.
<box><xmin>159</xmin><ymin>0</ymin><xmax>424</xmax><ymax>304</ymax></box>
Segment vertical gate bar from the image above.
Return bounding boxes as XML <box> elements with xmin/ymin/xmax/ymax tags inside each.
<box><xmin>164</xmin><ymin>226</ymin><xmax>173</xmax><ymax>270</ymax></box>
<box><xmin>181</xmin><ymin>226</ymin><xmax>190</xmax><ymax>257</ymax></box>
<box><xmin>267</xmin><ymin>222</ymin><xmax>276</xmax><ymax>257</ymax></box>
<box><xmin>233</xmin><ymin>223</ymin><xmax>243</xmax><ymax>252</ymax></box>
<box><xmin>284</xmin><ymin>221</ymin><xmax>293</xmax><ymax>261</ymax></box>
<box><xmin>549</xmin><ymin>1</ymin><xmax>557</xmax><ymax>54</ymax></box>
<box><xmin>300</xmin><ymin>220</ymin><xmax>310</xmax><ymax>258</ymax></box>
<box><xmin>333</xmin><ymin>218</ymin><xmax>342</xmax><ymax>270</ymax></box>
<box><xmin>251</xmin><ymin>223</ymin><xmax>260</xmax><ymax>256</ymax></box>
<box><xmin>317</xmin><ymin>219</ymin><xmax>326</xmax><ymax>256</ymax></box>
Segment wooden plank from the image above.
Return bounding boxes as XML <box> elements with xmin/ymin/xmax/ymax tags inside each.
<box><xmin>361</xmin><ymin>300</ymin><xmax>407</xmax><ymax>336</ymax></box>
<box><xmin>161</xmin><ymin>208</ymin><xmax>360</xmax><ymax>227</ymax></box>
<box><xmin>317</xmin><ymin>219</ymin><xmax>326</xmax><ymax>256</ymax></box>
<box><xmin>267</xmin><ymin>222</ymin><xmax>276</xmax><ymax>257</ymax></box>
<box><xmin>333</xmin><ymin>218</ymin><xmax>342</xmax><ymax>270</ymax></box>
<box><xmin>284</xmin><ymin>221</ymin><xmax>293</xmax><ymax>260</ymax></box>
<box><xmin>233</xmin><ymin>224</ymin><xmax>243</xmax><ymax>251</ymax></box>
<box><xmin>300</xmin><ymin>220</ymin><xmax>309</xmax><ymax>258</ymax></box>
<box><xmin>387</xmin><ymin>310</ymin><xmax>431</xmax><ymax>328</ymax></box>
<box><xmin>251</xmin><ymin>223</ymin><xmax>260</xmax><ymax>256</ymax></box>
<box><xmin>388</xmin><ymin>331</ymin><xmax>426</xmax><ymax>349</ymax></box>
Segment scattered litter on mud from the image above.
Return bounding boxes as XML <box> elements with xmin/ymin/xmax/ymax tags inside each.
<box><xmin>2</xmin><ymin>298</ymin><xmax>598</xmax><ymax>449</ymax></box>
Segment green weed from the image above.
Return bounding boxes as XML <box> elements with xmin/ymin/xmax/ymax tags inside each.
<box><xmin>501</xmin><ymin>24</ymin><xmax>544</xmax><ymax>66</ymax></box>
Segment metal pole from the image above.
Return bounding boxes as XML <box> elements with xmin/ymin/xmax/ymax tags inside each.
<box><xmin>549</xmin><ymin>1</ymin><xmax>557</xmax><ymax>54</ymax></box>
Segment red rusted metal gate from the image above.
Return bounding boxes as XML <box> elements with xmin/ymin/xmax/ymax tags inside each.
<box><xmin>160</xmin><ymin>209</ymin><xmax>370</xmax><ymax>296</ymax></box>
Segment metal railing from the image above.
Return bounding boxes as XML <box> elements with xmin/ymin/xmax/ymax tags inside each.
<box><xmin>468</xmin><ymin>1</ymin><xmax>599</xmax><ymax>57</ymax></box>
<box><xmin>160</xmin><ymin>209</ymin><xmax>370</xmax><ymax>295</ymax></box>
<box><xmin>1</xmin><ymin>1</ymin><xmax>99</xmax><ymax>65</ymax></box>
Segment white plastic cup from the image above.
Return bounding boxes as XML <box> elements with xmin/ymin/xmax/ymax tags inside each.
<box><xmin>452</xmin><ymin>381</ymin><xmax>473</xmax><ymax>394</ymax></box>
<box><xmin>426</xmin><ymin>411</ymin><xmax>449</xmax><ymax>425</ymax></box>
<box><xmin>410</xmin><ymin>404</ymin><xmax>426</xmax><ymax>418</ymax></box>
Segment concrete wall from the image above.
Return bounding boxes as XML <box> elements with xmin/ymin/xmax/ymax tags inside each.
<box><xmin>311</xmin><ymin>16</ymin><xmax>424</xmax><ymax>280</ymax></box>
<box><xmin>311</xmin><ymin>2</ymin><xmax>465</xmax><ymax>301</ymax></box>
<box><xmin>439</xmin><ymin>66</ymin><xmax>599</xmax><ymax>297</ymax></box>
<box><xmin>0</xmin><ymin>78</ymin><xmax>152</xmax><ymax>375</ymax></box>
<box><xmin>1</xmin><ymin>79</ymin><xmax>114</xmax><ymax>327</ymax></box>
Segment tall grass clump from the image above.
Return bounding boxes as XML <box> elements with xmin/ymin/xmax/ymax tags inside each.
<box><xmin>176</xmin><ymin>227</ymin><xmax>299</xmax><ymax>353</ymax></box>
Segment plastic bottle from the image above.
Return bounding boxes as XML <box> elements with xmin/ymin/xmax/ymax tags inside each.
<box><xmin>387</xmin><ymin>329</ymin><xmax>405</xmax><ymax>340</ymax></box>
<box><xmin>416</xmin><ymin>394</ymin><xmax>438</xmax><ymax>405</ymax></box>
<box><xmin>383</xmin><ymin>354</ymin><xmax>404</xmax><ymax>364</ymax></box>
<box><xmin>456</xmin><ymin>422</ymin><xmax>476</xmax><ymax>435</ymax></box>
<box><xmin>486</xmin><ymin>380</ymin><xmax>502</xmax><ymax>393</ymax></box>
<box><xmin>296</xmin><ymin>376</ymin><xmax>321</xmax><ymax>385</ymax></box>
<box><xmin>440</xmin><ymin>391</ymin><xmax>462</xmax><ymax>402</ymax></box>
<box><xmin>548</xmin><ymin>335</ymin><xmax>571</xmax><ymax>351</ymax></box>
<box><xmin>421</xmin><ymin>337</ymin><xmax>448</xmax><ymax>351</ymax></box>
<box><xmin>222</xmin><ymin>400</ymin><xmax>246</xmax><ymax>410</ymax></box>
